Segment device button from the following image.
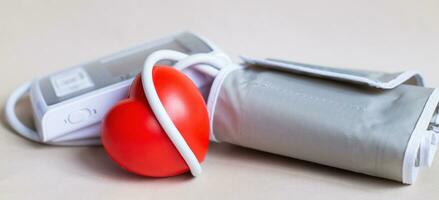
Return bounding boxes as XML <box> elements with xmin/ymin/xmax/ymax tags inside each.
<box><xmin>68</xmin><ymin>108</ymin><xmax>91</xmax><ymax>124</ymax></box>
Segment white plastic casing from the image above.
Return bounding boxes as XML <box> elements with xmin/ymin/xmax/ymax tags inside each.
<box><xmin>28</xmin><ymin>32</ymin><xmax>226</xmax><ymax>143</ymax></box>
<box><xmin>30</xmin><ymin>79</ymin><xmax>131</xmax><ymax>142</ymax></box>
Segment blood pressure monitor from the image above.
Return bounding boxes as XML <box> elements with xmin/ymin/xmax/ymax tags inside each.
<box><xmin>24</xmin><ymin>32</ymin><xmax>224</xmax><ymax>144</ymax></box>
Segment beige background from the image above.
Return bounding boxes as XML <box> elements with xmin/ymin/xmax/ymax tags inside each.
<box><xmin>1</xmin><ymin>0</ymin><xmax>439</xmax><ymax>199</ymax></box>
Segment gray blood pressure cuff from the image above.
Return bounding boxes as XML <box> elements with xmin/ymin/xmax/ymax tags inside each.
<box><xmin>207</xmin><ymin>57</ymin><xmax>439</xmax><ymax>184</ymax></box>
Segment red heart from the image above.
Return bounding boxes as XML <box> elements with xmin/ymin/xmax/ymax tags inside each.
<box><xmin>101</xmin><ymin>66</ymin><xmax>210</xmax><ymax>177</ymax></box>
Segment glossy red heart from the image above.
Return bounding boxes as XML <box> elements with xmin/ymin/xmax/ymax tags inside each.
<box><xmin>101</xmin><ymin>66</ymin><xmax>210</xmax><ymax>177</ymax></box>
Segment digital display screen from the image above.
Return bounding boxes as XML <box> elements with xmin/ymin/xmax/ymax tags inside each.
<box><xmin>39</xmin><ymin>32</ymin><xmax>214</xmax><ymax>105</ymax></box>
<box><xmin>106</xmin><ymin>40</ymin><xmax>190</xmax><ymax>80</ymax></box>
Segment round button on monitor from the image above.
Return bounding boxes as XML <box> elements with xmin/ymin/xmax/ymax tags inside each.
<box><xmin>68</xmin><ymin>108</ymin><xmax>92</xmax><ymax>124</ymax></box>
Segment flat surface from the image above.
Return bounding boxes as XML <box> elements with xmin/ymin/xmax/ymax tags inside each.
<box><xmin>1</xmin><ymin>0</ymin><xmax>439</xmax><ymax>199</ymax></box>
